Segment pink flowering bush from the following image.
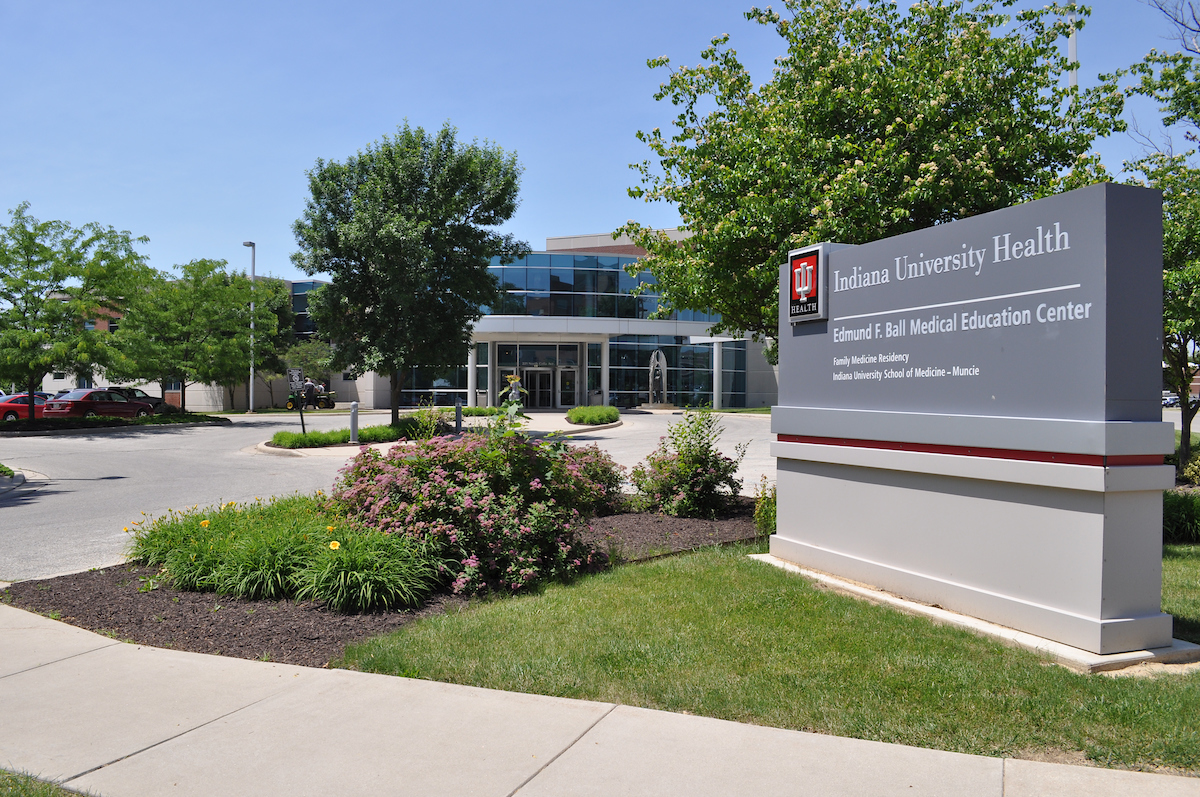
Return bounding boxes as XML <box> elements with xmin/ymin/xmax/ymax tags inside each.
<box><xmin>332</xmin><ymin>434</ymin><xmax>623</xmax><ymax>595</ymax></box>
<box><xmin>630</xmin><ymin>410</ymin><xmax>746</xmax><ymax>518</ymax></box>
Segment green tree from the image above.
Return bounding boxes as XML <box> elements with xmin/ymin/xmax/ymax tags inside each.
<box><xmin>112</xmin><ymin>260</ymin><xmax>272</xmax><ymax>411</ymax></box>
<box><xmin>292</xmin><ymin>122</ymin><xmax>526</xmax><ymax>424</ymax></box>
<box><xmin>618</xmin><ymin>0</ymin><xmax>1124</xmax><ymax>359</ymax></box>
<box><xmin>1123</xmin><ymin>24</ymin><xmax>1200</xmax><ymax>467</ymax></box>
<box><xmin>1134</xmin><ymin>155</ymin><xmax>1200</xmax><ymax>466</ymax></box>
<box><xmin>285</xmin><ymin>338</ymin><xmax>333</xmax><ymax>385</ymax></box>
<box><xmin>250</xmin><ymin>278</ymin><xmax>296</xmax><ymax>408</ymax></box>
<box><xmin>0</xmin><ymin>203</ymin><xmax>151</xmax><ymax>399</ymax></box>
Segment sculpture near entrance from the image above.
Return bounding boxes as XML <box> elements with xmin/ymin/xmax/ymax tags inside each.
<box><xmin>644</xmin><ymin>349</ymin><xmax>672</xmax><ymax>408</ymax></box>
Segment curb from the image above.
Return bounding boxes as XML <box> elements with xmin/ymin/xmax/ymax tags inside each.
<box><xmin>556</xmin><ymin>419</ymin><xmax>624</xmax><ymax>433</ymax></box>
<box><xmin>0</xmin><ymin>419</ymin><xmax>234</xmax><ymax>438</ymax></box>
<box><xmin>0</xmin><ymin>470</ymin><xmax>27</xmax><ymax>496</ymax></box>
<box><xmin>254</xmin><ymin>441</ymin><xmax>305</xmax><ymax>457</ymax></box>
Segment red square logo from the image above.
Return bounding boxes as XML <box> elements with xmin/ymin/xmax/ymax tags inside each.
<box><xmin>791</xmin><ymin>252</ymin><xmax>819</xmax><ymax>301</ymax></box>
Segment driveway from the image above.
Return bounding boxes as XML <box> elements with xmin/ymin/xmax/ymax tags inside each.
<box><xmin>0</xmin><ymin>409</ymin><xmax>772</xmax><ymax>583</ymax></box>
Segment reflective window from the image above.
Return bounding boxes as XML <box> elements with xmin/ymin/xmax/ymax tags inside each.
<box><xmin>549</xmin><ymin>268</ymin><xmax>574</xmax><ymax>292</ymax></box>
<box><xmin>524</xmin><ymin>293</ymin><xmax>551</xmax><ymax>316</ymax></box>
<box><xmin>551</xmin><ymin>294</ymin><xmax>573</xmax><ymax>316</ymax></box>
<box><xmin>526</xmin><ymin>268</ymin><xmax>550</xmax><ymax>292</ymax></box>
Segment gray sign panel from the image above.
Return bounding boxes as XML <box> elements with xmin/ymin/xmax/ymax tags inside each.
<box><xmin>777</xmin><ymin>183</ymin><xmax>1163</xmax><ymax>425</ymax></box>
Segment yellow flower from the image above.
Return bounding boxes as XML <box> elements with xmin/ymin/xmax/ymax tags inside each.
<box><xmin>200</xmin><ymin>519</ymin><xmax>210</xmax><ymax>528</ymax></box>
<box><xmin>329</xmin><ymin>540</ymin><xmax>340</xmax><ymax>550</ymax></box>
<box><xmin>123</xmin><ymin>527</ymin><xmax>129</xmax><ymax>532</ymax></box>
<box><xmin>327</xmin><ymin>525</ymin><xmax>334</xmax><ymax>532</ymax></box>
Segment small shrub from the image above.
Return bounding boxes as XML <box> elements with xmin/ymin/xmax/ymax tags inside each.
<box><xmin>1183</xmin><ymin>453</ymin><xmax>1200</xmax><ymax>485</ymax></box>
<box><xmin>411</xmin><ymin>402</ymin><xmax>448</xmax><ymax>439</ymax></box>
<box><xmin>753</xmin><ymin>476</ymin><xmax>776</xmax><ymax>537</ymax></box>
<box><xmin>1164</xmin><ymin>490</ymin><xmax>1200</xmax><ymax>544</ymax></box>
<box><xmin>0</xmin><ymin>463</ymin><xmax>14</xmax><ymax>478</ymax></box>
<box><xmin>461</xmin><ymin>406</ymin><xmax>499</xmax><ymax>417</ymax></box>
<box><xmin>567</xmin><ymin>405</ymin><xmax>620</xmax><ymax>425</ymax></box>
<box><xmin>293</xmin><ymin>532</ymin><xmax>439</xmax><ymax>612</ymax></box>
<box><xmin>332</xmin><ymin>433</ymin><xmax>621</xmax><ymax>595</ymax></box>
<box><xmin>630</xmin><ymin>410</ymin><xmax>747</xmax><ymax>518</ymax></box>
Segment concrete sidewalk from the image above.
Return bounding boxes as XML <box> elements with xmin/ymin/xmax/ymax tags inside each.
<box><xmin>2</xmin><ymin>605</ymin><xmax>1197</xmax><ymax>796</ymax></box>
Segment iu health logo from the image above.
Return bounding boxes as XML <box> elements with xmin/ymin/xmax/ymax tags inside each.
<box><xmin>788</xmin><ymin>248</ymin><xmax>824</xmax><ymax>322</ymax></box>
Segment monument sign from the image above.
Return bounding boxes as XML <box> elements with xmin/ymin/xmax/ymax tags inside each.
<box><xmin>772</xmin><ymin>183</ymin><xmax>1175</xmax><ymax>654</ymax></box>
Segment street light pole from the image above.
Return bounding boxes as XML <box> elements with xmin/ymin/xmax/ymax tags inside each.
<box><xmin>243</xmin><ymin>241</ymin><xmax>256</xmax><ymax>413</ymax></box>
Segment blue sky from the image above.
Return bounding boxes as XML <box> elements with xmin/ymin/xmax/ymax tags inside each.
<box><xmin>0</xmin><ymin>0</ymin><xmax>1190</xmax><ymax>282</ymax></box>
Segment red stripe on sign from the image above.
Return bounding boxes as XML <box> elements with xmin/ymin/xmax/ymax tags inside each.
<box><xmin>775</xmin><ymin>434</ymin><xmax>1163</xmax><ymax>467</ymax></box>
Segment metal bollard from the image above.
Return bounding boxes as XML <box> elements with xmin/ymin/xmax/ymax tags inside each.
<box><xmin>455</xmin><ymin>396</ymin><xmax>462</xmax><ymax>435</ymax></box>
<box><xmin>350</xmin><ymin>401</ymin><xmax>359</xmax><ymax>444</ymax></box>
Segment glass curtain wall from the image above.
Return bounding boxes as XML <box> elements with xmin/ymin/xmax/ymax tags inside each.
<box><xmin>721</xmin><ymin>340</ymin><xmax>747</xmax><ymax>408</ymax></box>
<box><xmin>484</xmin><ymin>255</ymin><xmax>718</xmax><ymax>322</ymax></box>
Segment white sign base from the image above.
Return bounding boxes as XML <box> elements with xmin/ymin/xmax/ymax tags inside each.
<box><xmin>771</xmin><ymin>434</ymin><xmax>1175</xmax><ymax>655</ymax></box>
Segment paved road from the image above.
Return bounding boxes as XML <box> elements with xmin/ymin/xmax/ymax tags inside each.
<box><xmin>0</xmin><ymin>409</ymin><xmax>772</xmax><ymax>583</ymax></box>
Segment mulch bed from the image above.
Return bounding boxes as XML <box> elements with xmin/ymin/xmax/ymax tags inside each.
<box><xmin>2</xmin><ymin>499</ymin><xmax>760</xmax><ymax>669</ymax></box>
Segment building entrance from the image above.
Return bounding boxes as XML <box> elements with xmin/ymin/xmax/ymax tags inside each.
<box><xmin>523</xmin><ymin>369</ymin><xmax>553</xmax><ymax>408</ymax></box>
<box><xmin>558</xmin><ymin>369</ymin><xmax>577</xmax><ymax>408</ymax></box>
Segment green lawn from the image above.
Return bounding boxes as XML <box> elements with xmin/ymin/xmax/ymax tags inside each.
<box><xmin>341</xmin><ymin>541</ymin><xmax>1200</xmax><ymax>773</ymax></box>
<box><xmin>0</xmin><ymin>770</ymin><xmax>76</xmax><ymax>796</ymax></box>
<box><xmin>1164</xmin><ymin>544</ymin><xmax>1200</xmax><ymax>645</ymax></box>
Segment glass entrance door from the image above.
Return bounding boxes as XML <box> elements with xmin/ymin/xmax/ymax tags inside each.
<box><xmin>522</xmin><ymin>369</ymin><xmax>553</xmax><ymax>408</ymax></box>
<box><xmin>558</xmin><ymin>369</ymin><xmax>577</xmax><ymax>408</ymax></box>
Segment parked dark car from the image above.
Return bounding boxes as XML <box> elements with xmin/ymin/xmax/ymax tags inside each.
<box><xmin>0</xmin><ymin>394</ymin><xmax>47</xmax><ymax>421</ymax></box>
<box><xmin>42</xmin><ymin>389</ymin><xmax>154</xmax><ymax>418</ymax></box>
<box><xmin>105</xmin><ymin>386</ymin><xmax>167</xmax><ymax>413</ymax></box>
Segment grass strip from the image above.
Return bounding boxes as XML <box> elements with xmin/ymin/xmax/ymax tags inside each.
<box><xmin>1</xmin><ymin>413</ymin><xmax>228</xmax><ymax>432</ymax></box>
<box><xmin>0</xmin><ymin>462</ymin><xmax>13</xmax><ymax>478</ymax></box>
<box><xmin>341</xmin><ymin>542</ymin><xmax>1200</xmax><ymax>773</ymax></box>
<box><xmin>0</xmin><ymin>770</ymin><xmax>74</xmax><ymax>797</ymax></box>
<box><xmin>270</xmin><ymin>420</ymin><xmax>422</xmax><ymax>448</ymax></box>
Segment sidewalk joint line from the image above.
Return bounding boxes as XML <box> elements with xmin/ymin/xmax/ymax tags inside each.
<box><xmin>503</xmin><ymin>703</ymin><xmax>618</xmax><ymax>797</ymax></box>
<box><xmin>0</xmin><ymin>640</ymin><xmax>122</xmax><ymax>681</ymax></box>
<box><xmin>60</xmin><ymin>689</ymin><xmax>287</xmax><ymax>785</ymax></box>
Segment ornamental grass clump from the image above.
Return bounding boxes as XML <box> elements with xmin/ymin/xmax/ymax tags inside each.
<box><xmin>630</xmin><ymin>410</ymin><xmax>747</xmax><ymax>518</ymax></box>
<box><xmin>293</xmin><ymin>532</ymin><xmax>439</xmax><ymax>612</ymax></box>
<box><xmin>332</xmin><ymin>434</ymin><xmax>622</xmax><ymax>595</ymax></box>
<box><xmin>126</xmin><ymin>494</ymin><xmax>438</xmax><ymax>611</ymax></box>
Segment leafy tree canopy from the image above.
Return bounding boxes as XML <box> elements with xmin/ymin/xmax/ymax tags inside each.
<box><xmin>619</xmin><ymin>0</ymin><xmax>1125</xmax><ymax>360</ymax></box>
<box><xmin>285</xmin><ymin>338</ymin><xmax>334</xmax><ymax>386</ymax></box>
<box><xmin>111</xmin><ymin>259</ymin><xmax>274</xmax><ymax>411</ymax></box>
<box><xmin>1120</xmin><ymin>3</ymin><xmax>1200</xmax><ymax>465</ymax></box>
<box><xmin>292</xmin><ymin>121</ymin><xmax>527</xmax><ymax>423</ymax></box>
<box><xmin>0</xmin><ymin>202</ymin><xmax>152</xmax><ymax>397</ymax></box>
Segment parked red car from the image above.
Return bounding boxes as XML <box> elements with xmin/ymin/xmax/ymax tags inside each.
<box><xmin>0</xmin><ymin>394</ymin><xmax>46</xmax><ymax>421</ymax></box>
<box><xmin>42</xmin><ymin>389</ymin><xmax>154</xmax><ymax>418</ymax></box>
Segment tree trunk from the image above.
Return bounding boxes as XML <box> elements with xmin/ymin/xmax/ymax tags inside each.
<box><xmin>1184</xmin><ymin>394</ymin><xmax>1198</xmax><ymax>470</ymax></box>
<box><xmin>390</xmin><ymin>369</ymin><xmax>401</xmax><ymax>426</ymax></box>
<box><xmin>26</xmin><ymin>374</ymin><xmax>38</xmax><ymax>420</ymax></box>
<box><xmin>180</xmin><ymin>381</ymin><xmax>187</xmax><ymax>413</ymax></box>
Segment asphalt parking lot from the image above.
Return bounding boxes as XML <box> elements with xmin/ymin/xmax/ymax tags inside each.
<box><xmin>0</xmin><ymin>409</ymin><xmax>773</xmax><ymax>583</ymax></box>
